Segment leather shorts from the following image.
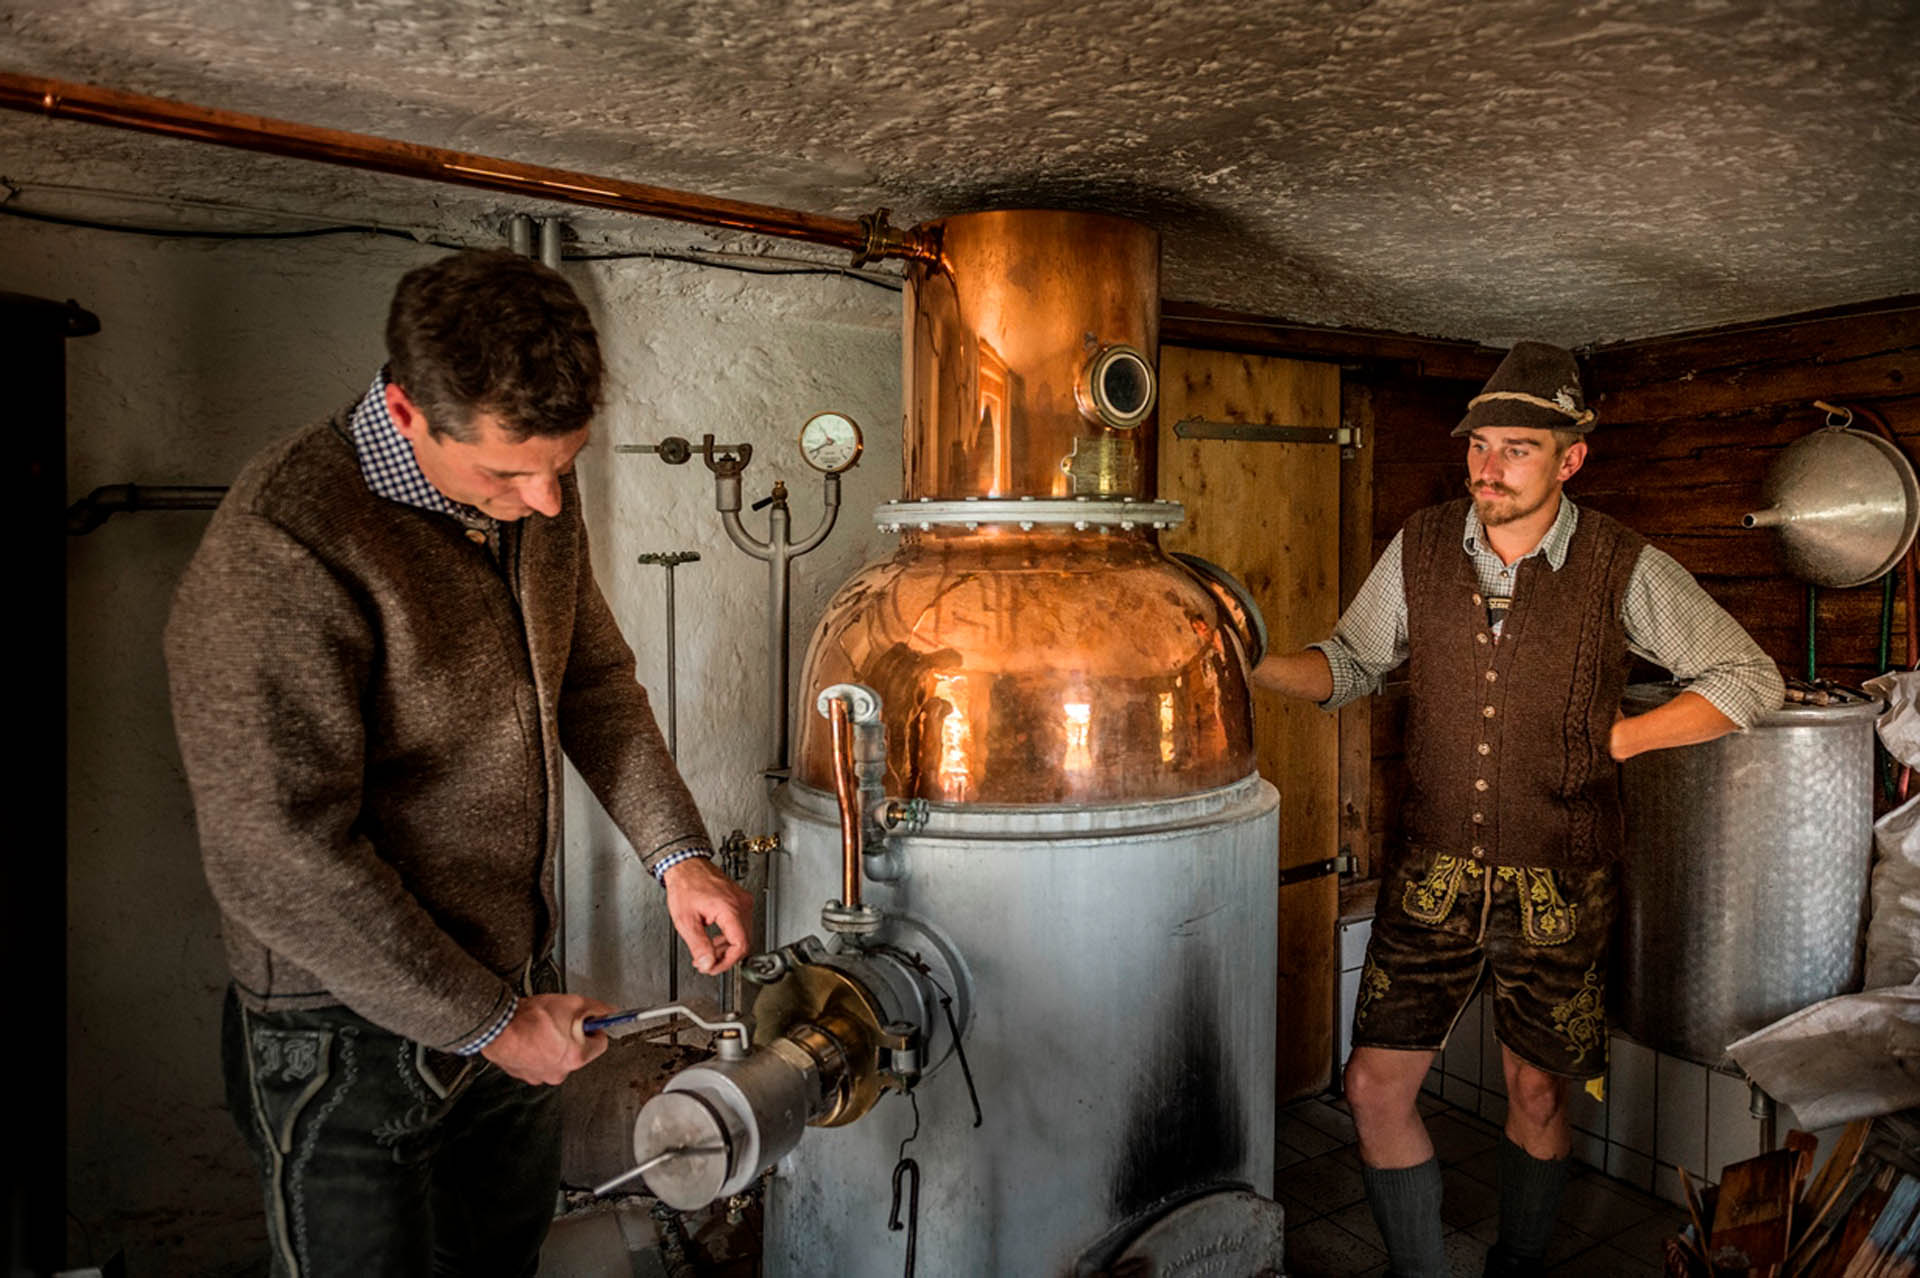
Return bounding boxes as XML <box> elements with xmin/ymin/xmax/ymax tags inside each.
<box><xmin>1350</xmin><ymin>845</ymin><xmax>1618</xmax><ymax>1081</ymax></box>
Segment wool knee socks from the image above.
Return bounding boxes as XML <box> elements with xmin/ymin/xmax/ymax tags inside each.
<box><xmin>1489</xmin><ymin>1135</ymin><xmax>1571</xmax><ymax>1271</ymax></box>
<box><xmin>1362</xmin><ymin>1159</ymin><xmax>1447</xmax><ymax>1278</ymax></box>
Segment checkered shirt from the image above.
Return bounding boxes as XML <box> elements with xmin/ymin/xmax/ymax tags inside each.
<box><xmin>1311</xmin><ymin>497</ymin><xmax>1784</xmax><ymax>728</ymax></box>
<box><xmin>347</xmin><ymin>371</ymin><xmax>710</xmax><ymax>1052</ymax></box>
<box><xmin>348</xmin><ymin>369</ymin><xmax>498</xmax><ymax>535</ymax></box>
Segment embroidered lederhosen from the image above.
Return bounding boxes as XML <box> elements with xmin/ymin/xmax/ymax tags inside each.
<box><xmin>1352</xmin><ymin>844</ymin><xmax>1617</xmax><ymax>1079</ymax></box>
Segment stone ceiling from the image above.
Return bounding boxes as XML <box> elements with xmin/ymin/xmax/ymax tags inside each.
<box><xmin>1</xmin><ymin>0</ymin><xmax>1916</xmax><ymax>346</ymax></box>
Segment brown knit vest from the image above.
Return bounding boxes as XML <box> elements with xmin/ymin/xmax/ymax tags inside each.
<box><xmin>1400</xmin><ymin>498</ymin><xmax>1645</xmax><ymax>868</ymax></box>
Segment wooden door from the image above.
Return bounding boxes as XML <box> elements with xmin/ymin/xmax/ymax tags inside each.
<box><xmin>1157</xmin><ymin>346</ymin><xmax>1344</xmax><ymax>1102</ymax></box>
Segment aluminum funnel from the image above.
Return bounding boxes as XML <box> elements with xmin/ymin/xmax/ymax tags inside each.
<box><xmin>1742</xmin><ymin>425</ymin><xmax>1920</xmax><ymax>587</ymax></box>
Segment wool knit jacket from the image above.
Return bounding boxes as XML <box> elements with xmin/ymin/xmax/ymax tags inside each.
<box><xmin>165</xmin><ymin>413</ymin><xmax>710</xmax><ymax>1052</ymax></box>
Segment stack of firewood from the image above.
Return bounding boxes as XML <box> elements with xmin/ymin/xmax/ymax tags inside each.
<box><xmin>1665</xmin><ymin>1113</ymin><xmax>1920</xmax><ymax>1277</ymax></box>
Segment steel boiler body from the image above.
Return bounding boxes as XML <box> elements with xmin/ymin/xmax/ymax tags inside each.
<box><xmin>1618</xmin><ymin>683</ymin><xmax>1877</xmax><ymax>1066</ymax></box>
<box><xmin>767</xmin><ymin>779</ymin><xmax>1278</xmax><ymax>1276</ymax></box>
<box><xmin>759</xmin><ymin>209</ymin><xmax>1284</xmax><ymax>1274</ymax></box>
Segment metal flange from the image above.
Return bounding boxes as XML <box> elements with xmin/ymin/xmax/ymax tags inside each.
<box><xmin>873</xmin><ymin>497</ymin><xmax>1186</xmax><ymax>534</ymax></box>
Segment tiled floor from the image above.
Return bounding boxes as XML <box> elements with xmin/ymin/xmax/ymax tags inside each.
<box><xmin>1278</xmin><ymin>1093</ymin><xmax>1693</xmax><ymax>1277</ymax></box>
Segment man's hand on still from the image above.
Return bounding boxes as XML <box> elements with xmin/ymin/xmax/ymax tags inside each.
<box><xmin>663</xmin><ymin>855</ymin><xmax>754</xmax><ymax>975</ymax></box>
<box><xmin>481</xmin><ymin>992</ymin><xmax>616</xmax><ymax>1085</ymax></box>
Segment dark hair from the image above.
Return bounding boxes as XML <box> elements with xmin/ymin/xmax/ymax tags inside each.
<box><xmin>385</xmin><ymin>249</ymin><xmax>602</xmax><ymax>441</ymax></box>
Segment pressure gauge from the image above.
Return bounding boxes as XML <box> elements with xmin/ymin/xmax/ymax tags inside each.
<box><xmin>799</xmin><ymin>412</ymin><xmax>864</xmax><ymax>474</ymax></box>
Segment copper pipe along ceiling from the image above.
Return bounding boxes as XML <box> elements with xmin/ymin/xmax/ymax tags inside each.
<box><xmin>0</xmin><ymin>71</ymin><xmax>933</xmax><ymax>263</ymax></box>
<box><xmin>904</xmin><ymin>210</ymin><xmax>1160</xmax><ymax>500</ymax></box>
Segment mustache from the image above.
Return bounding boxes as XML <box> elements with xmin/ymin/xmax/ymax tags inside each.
<box><xmin>1467</xmin><ymin>479</ymin><xmax>1517</xmax><ymax>498</ymax></box>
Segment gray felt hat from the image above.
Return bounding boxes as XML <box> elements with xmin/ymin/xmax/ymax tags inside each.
<box><xmin>1452</xmin><ymin>340</ymin><xmax>1596</xmax><ymax>437</ymax></box>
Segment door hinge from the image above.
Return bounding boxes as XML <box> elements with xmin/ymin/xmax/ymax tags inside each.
<box><xmin>1276</xmin><ymin>853</ymin><xmax>1357</xmax><ymax>887</ymax></box>
<box><xmin>1171</xmin><ymin>416</ymin><xmax>1362</xmax><ymax>449</ymax></box>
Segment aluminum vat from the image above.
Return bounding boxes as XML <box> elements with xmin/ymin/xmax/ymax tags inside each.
<box><xmin>1617</xmin><ymin>683</ymin><xmax>1877</xmax><ymax>1066</ymax></box>
<box><xmin>763</xmin><ymin>774</ymin><xmax>1280</xmax><ymax>1277</ymax></box>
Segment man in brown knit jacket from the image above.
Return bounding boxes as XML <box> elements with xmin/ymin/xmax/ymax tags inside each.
<box><xmin>1252</xmin><ymin>342</ymin><xmax>1782</xmax><ymax>1278</ymax></box>
<box><xmin>165</xmin><ymin>250</ymin><xmax>753</xmax><ymax>1277</ymax></box>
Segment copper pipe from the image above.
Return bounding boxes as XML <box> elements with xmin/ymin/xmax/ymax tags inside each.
<box><xmin>0</xmin><ymin>71</ymin><xmax>933</xmax><ymax>263</ymax></box>
<box><xmin>827</xmin><ymin>697</ymin><xmax>861</xmax><ymax>909</ymax></box>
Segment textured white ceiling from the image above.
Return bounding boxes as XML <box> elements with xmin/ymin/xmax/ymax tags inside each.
<box><xmin>1</xmin><ymin>0</ymin><xmax>1915</xmax><ymax>346</ymax></box>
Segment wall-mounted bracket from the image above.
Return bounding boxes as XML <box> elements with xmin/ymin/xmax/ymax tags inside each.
<box><xmin>1275</xmin><ymin>854</ymin><xmax>1358</xmax><ymax>887</ymax></box>
<box><xmin>1171</xmin><ymin>416</ymin><xmax>1361</xmax><ymax>449</ymax></box>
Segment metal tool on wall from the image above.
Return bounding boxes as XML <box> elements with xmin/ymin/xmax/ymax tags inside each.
<box><xmin>636</xmin><ymin>550</ymin><xmax>701</xmax><ymax>1018</ymax></box>
<box><xmin>616</xmin><ymin>423</ymin><xmax>856</xmax><ymax>1028</ymax></box>
<box><xmin>618</xmin><ymin>417</ymin><xmax>860</xmax><ymax>779</ymax></box>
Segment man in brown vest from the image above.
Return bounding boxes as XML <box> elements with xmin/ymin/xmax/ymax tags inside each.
<box><xmin>1252</xmin><ymin>341</ymin><xmax>1782</xmax><ymax>1277</ymax></box>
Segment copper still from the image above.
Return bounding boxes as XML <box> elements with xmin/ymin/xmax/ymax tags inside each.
<box><xmin>765</xmin><ymin>209</ymin><xmax>1283</xmax><ymax>1275</ymax></box>
<box><xmin>794</xmin><ymin>209</ymin><xmax>1258</xmax><ymax>805</ymax></box>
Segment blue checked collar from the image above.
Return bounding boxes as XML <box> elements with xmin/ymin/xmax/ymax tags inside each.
<box><xmin>1462</xmin><ymin>492</ymin><xmax>1578</xmax><ymax>572</ymax></box>
<box><xmin>349</xmin><ymin>369</ymin><xmax>496</xmax><ymax>531</ymax></box>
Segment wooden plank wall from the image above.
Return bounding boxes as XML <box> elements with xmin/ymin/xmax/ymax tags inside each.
<box><xmin>1158</xmin><ymin>346</ymin><xmax>1343</xmax><ymax>1101</ymax></box>
<box><xmin>1363</xmin><ymin>298</ymin><xmax>1920</xmax><ymax>865</ymax></box>
<box><xmin>1353</xmin><ymin>370</ymin><xmax>1484</xmax><ymax>873</ymax></box>
<box><xmin>1585</xmin><ymin>301</ymin><xmax>1920</xmax><ymax>686</ymax></box>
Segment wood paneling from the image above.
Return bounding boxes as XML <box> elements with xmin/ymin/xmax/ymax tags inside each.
<box><xmin>1160</xmin><ymin>300</ymin><xmax>1505</xmax><ymax>383</ymax></box>
<box><xmin>1363</xmin><ymin>298</ymin><xmax>1920</xmax><ymax>856</ymax></box>
<box><xmin>1339</xmin><ymin>381</ymin><xmax>1377</xmax><ymax>880</ymax></box>
<box><xmin>1158</xmin><ymin>345</ymin><xmax>1342</xmax><ymax>1102</ymax></box>
<box><xmin>1584</xmin><ymin>302</ymin><xmax>1920</xmax><ymax>686</ymax></box>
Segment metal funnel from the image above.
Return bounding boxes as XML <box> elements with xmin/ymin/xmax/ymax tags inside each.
<box><xmin>1742</xmin><ymin>425</ymin><xmax>1920</xmax><ymax>587</ymax></box>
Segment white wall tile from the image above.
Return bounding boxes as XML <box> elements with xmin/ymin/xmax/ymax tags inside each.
<box><xmin>1336</xmin><ymin>967</ymin><xmax>1359</xmax><ymax>1074</ymax></box>
<box><xmin>1782</xmin><ymin>1109</ymin><xmax>1850</xmax><ymax>1171</ymax></box>
<box><xmin>1609</xmin><ymin>1036</ymin><xmax>1657</xmax><ymax>1156</ymax></box>
<box><xmin>1606</xmin><ymin>1142</ymin><xmax>1655</xmax><ymax>1192</ymax></box>
<box><xmin>1477</xmin><ymin>1090</ymin><xmax>1509</xmax><ymax>1128</ymax></box>
<box><xmin>1443</xmin><ymin>996</ymin><xmax>1483</xmax><ymax>1082</ymax></box>
<box><xmin>1339</xmin><ymin>917</ymin><xmax>1373</xmax><ymax>971</ymax></box>
<box><xmin>1567</xmin><ymin>1069</ymin><xmax>1608</xmax><ymax>1139</ymax></box>
<box><xmin>1479</xmin><ymin>993</ymin><xmax>1505</xmax><ymax>1096</ymax></box>
<box><xmin>1706</xmin><ymin>1069</ymin><xmax>1763</xmax><ymax>1179</ymax></box>
<box><xmin>1444</xmin><ymin>1074</ymin><xmax>1480</xmax><ymax>1112</ymax></box>
<box><xmin>1655</xmin><ymin>1054</ymin><xmax>1708</xmax><ymax>1178</ymax></box>
<box><xmin>1654</xmin><ymin>1163</ymin><xmax>1707</xmax><ymax>1209</ymax></box>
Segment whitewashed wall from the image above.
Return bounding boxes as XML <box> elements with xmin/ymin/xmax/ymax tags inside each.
<box><xmin>14</xmin><ymin>219</ymin><xmax>899</xmax><ymax>1274</ymax></box>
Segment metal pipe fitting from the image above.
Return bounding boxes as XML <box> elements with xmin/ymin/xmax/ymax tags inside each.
<box><xmin>507</xmin><ymin>213</ymin><xmax>533</xmax><ymax>257</ymax></box>
<box><xmin>816</xmin><ymin>684</ymin><xmax>887</xmax><ymax>932</ymax></box>
<box><xmin>829</xmin><ymin>697</ymin><xmax>861</xmax><ymax>912</ymax></box>
<box><xmin>624</xmin><ymin>930</ymin><xmax>966</xmax><ymax>1210</ymax></box>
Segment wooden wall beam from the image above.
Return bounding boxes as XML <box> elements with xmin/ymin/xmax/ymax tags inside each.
<box><xmin>1162</xmin><ymin>300</ymin><xmax>1504</xmax><ymax>382</ymax></box>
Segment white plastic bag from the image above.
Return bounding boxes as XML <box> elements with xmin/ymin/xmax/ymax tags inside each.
<box><xmin>1869</xmin><ymin>799</ymin><xmax>1920</xmax><ymax>987</ymax></box>
<box><xmin>1866</xmin><ymin>672</ymin><xmax>1920</xmax><ymax>767</ymax></box>
<box><xmin>1727</xmin><ymin>983</ymin><xmax>1920</xmax><ymax>1129</ymax></box>
<box><xmin>1862</xmin><ymin>674</ymin><xmax>1920</xmax><ymax>988</ymax></box>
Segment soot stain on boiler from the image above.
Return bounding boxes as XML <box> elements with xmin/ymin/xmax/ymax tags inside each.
<box><xmin>1109</xmin><ymin>954</ymin><xmax>1245</xmax><ymax>1218</ymax></box>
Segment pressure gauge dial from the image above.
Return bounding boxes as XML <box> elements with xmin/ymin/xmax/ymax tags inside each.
<box><xmin>799</xmin><ymin>412</ymin><xmax>863</xmax><ymax>474</ymax></box>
